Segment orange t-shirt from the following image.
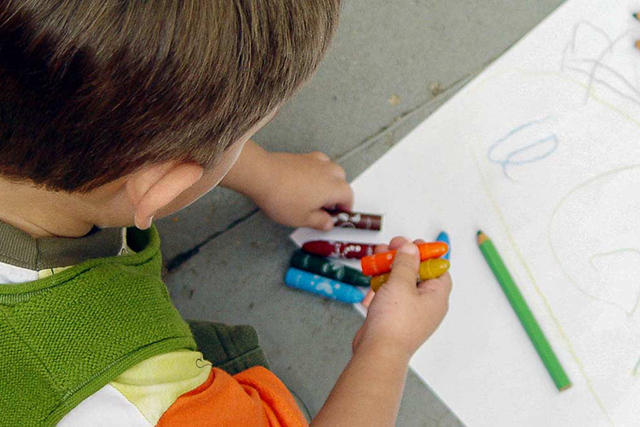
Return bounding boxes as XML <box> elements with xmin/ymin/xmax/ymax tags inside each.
<box><xmin>157</xmin><ymin>366</ymin><xmax>308</xmax><ymax>426</ymax></box>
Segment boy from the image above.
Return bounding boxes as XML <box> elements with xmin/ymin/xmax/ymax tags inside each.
<box><xmin>0</xmin><ymin>1</ymin><xmax>452</xmax><ymax>426</ymax></box>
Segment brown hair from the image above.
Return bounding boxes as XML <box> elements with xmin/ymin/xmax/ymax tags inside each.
<box><xmin>0</xmin><ymin>0</ymin><xmax>340</xmax><ymax>191</ymax></box>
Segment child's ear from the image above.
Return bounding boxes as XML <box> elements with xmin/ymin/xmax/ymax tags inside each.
<box><xmin>126</xmin><ymin>162</ymin><xmax>204</xmax><ymax>229</ymax></box>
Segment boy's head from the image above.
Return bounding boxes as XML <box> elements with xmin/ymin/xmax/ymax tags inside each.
<box><xmin>0</xmin><ymin>0</ymin><xmax>340</xmax><ymax>231</ymax></box>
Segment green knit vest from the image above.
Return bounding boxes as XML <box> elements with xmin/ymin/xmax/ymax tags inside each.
<box><xmin>0</xmin><ymin>227</ymin><xmax>196</xmax><ymax>426</ymax></box>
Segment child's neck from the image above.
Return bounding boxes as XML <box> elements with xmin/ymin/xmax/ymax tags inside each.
<box><xmin>0</xmin><ymin>179</ymin><xmax>95</xmax><ymax>238</ymax></box>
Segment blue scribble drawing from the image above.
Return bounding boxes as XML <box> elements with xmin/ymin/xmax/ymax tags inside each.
<box><xmin>487</xmin><ymin>116</ymin><xmax>559</xmax><ymax>180</ymax></box>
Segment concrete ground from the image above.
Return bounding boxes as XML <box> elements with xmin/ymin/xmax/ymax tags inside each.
<box><xmin>158</xmin><ymin>1</ymin><xmax>564</xmax><ymax>425</ymax></box>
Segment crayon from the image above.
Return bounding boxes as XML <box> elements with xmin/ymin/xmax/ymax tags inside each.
<box><xmin>326</xmin><ymin>209</ymin><xmax>382</xmax><ymax>230</ymax></box>
<box><xmin>477</xmin><ymin>230</ymin><xmax>571</xmax><ymax>391</ymax></box>
<box><xmin>290</xmin><ymin>250</ymin><xmax>370</xmax><ymax>287</ymax></box>
<box><xmin>436</xmin><ymin>231</ymin><xmax>450</xmax><ymax>260</ymax></box>
<box><xmin>370</xmin><ymin>258</ymin><xmax>450</xmax><ymax>292</ymax></box>
<box><xmin>284</xmin><ymin>267</ymin><xmax>365</xmax><ymax>304</ymax></box>
<box><xmin>360</xmin><ymin>241</ymin><xmax>448</xmax><ymax>276</ymax></box>
<box><xmin>302</xmin><ymin>240</ymin><xmax>376</xmax><ymax>259</ymax></box>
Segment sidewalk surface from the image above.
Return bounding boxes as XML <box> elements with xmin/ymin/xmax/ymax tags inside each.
<box><xmin>158</xmin><ymin>1</ymin><xmax>564</xmax><ymax>425</ymax></box>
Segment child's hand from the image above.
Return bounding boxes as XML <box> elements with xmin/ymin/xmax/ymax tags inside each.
<box><xmin>313</xmin><ymin>238</ymin><xmax>451</xmax><ymax>426</ymax></box>
<box><xmin>251</xmin><ymin>150</ymin><xmax>354</xmax><ymax>229</ymax></box>
<box><xmin>221</xmin><ymin>141</ymin><xmax>354</xmax><ymax>229</ymax></box>
<box><xmin>352</xmin><ymin>237</ymin><xmax>452</xmax><ymax>359</ymax></box>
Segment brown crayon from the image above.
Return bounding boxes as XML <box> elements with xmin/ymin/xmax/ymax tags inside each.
<box><xmin>326</xmin><ymin>209</ymin><xmax>382</xmax><ymax>231</ymax></box>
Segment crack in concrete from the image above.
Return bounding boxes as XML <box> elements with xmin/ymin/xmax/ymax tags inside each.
<box><xmin>166</xmin><ymin>207</ymin><xmax>260</xmax><ymax>272</ymax></box>
<box><xmin>336</xmin><ymin>73</ymin><xmax>473</xmax><ymax>164</ymax></box>
<box><xmin>333</xmin><ymin>42</ymin><xmax>522</xmax><ymax>167</ymax></box>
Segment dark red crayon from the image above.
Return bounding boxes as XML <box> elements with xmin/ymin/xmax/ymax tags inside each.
<box><xmin>302</xmin><ymin>240</ymin><xmax>377</xmax><ymax>259</ymax></box>
<box><xmin>326</xmin><ymin>209</ymin><xmax>382</xmax><ymax>231</ymax></box>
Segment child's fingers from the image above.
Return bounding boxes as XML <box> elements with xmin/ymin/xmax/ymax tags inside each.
<box><xmin>335</xmin><ymin>201</ymin><xmax>354</xmax><ymax>213</ymax></box>
<box><xmin>307</xmin><ymin>150</ymin><xmax>346</xmax><ymax>179</ymax></box>
<box><xmin>386</xmin><ymin>242</ymin><xmax>420</xmax><ymax>290</ymax></box>
<box><xmin>328</xmin><ymin>162</ymin><xmax>347</xmax><ymax>180</ymax></box>
<box><xmin>374</xmin><ymin>243</ymin><xmax>390</xmax><ymax>254</ymax></box>
<box><xmin>418</xmin><ymin>272</ymin><xmax>453</xmax><ymax>299</ymax></box>
<box><xmin>417</xmin><ymin>272</ymin><xmax>452</xmax><ymax>322</ymax></box>
<box><xmin>307</xmin><ymin>151</ymin><xmax>331</xmax><ymax>162</ymax></box>
<box><xmin>323</xmin><ymin>181</ymin><xmax>354</xmax><ymax>215</ymax></box>
<box><xmin>361</xmin><ymin>289</ymin><xmax>375</xmax><ymax>308</ymax></box>
<box><xmin>374</xmin><ymin>236</ymin><xmax>411</xmax><ymax>262</ymax></box>
<box><xmin>387</xmin><ymin>236</ymin><xmax>411</xmax><ymax>250</ymax></box>
<box><xmin>306</xmin><ymin>210</ymin><xmax>334</xmax><ymax>231</ymax></box>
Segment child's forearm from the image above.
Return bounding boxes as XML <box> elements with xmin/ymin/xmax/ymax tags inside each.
<box><xmin>311</xmin><ymin>341</ymin><xmax>410</xmax><ymax>427</ymax></box>
<box><xmin>220</xmin><ymin>139</ymin><xmax>270</xmax><ymax>198</ymax></box>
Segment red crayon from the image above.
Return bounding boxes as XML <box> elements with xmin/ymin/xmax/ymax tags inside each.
<box><xmin>302</xmin><ymin>240</ymin><xmax>377</xmax><ymax>259</ymax></box>
<box><xmin>326</xmin><ymin>209</ymin><xmax>382</xmax><ymax>231</ymax></box>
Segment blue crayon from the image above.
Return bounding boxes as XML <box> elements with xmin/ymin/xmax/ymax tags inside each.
<box><xmin>284</xmin><ymin>268</ymin><xmax>365</xmax><ymax>304</ymax></box>
<box><xmin>436</xmin><ymin>231</ymin><xmax>450</xmax><ymax>260</ymax></box>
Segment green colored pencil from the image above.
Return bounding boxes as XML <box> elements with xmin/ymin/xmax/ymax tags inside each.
<box><xmin>477</xmin><ymin>230</ymin><xmax>571</xmax><ymax>391</ymax></box>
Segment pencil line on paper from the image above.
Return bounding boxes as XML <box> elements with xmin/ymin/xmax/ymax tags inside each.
<box><xmin>587</xmin><ymin>248</ymin><xmax>640</xmax><ymax>316</ymax></box>
<box><xmin>566</xmin><ymin>66</ymin><xmax>640</xmax><ymax>108</ymax></box>
<box><xmin>471</xmin><ymin>149</ymin><xmax>613</xmax><ymax>425</ymax></box>
<box><xmin>548</xmin><ymin>166</ymin><xmax>640</xmax><ymax>317</ymax></box>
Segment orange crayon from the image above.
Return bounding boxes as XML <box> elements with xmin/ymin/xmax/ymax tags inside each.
<box><xmin>360</xmin><ymin>241</ymin><xmax>448</xmax><ymax>276</ymax></box>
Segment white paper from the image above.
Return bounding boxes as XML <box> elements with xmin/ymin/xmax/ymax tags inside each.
<box><xmin>291</xmin><ymin>0</ymin><xmax>640</xmax><ymax>425</ymax></box>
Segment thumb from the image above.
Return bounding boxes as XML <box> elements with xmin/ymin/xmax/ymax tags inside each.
<box><xmin>306</xmin><ymin>210</ymin><xmax>334</xmax><ymax>231</ymax></box>
<box><xmin>386</xmin><ymin>242</ymin><xmax>420</xmax><ymax>289</ymax></box>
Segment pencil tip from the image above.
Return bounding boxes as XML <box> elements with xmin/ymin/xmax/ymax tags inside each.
<box><xmin>633</xmin><ymin>12</ymin><xmax>640</xmax><ymax>21</ymax></box>
<box><xmin>476</xmin><ymin>230</ymin><xmax>489</xmax><ymax>245</ymax></box>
